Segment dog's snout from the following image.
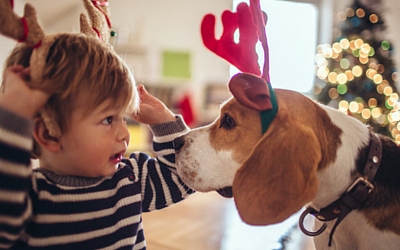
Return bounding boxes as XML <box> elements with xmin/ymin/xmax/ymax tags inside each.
<box><xmin>173</xmin><ymin>136</ymin><xmax>185</xmax><ymax>151</ymax></box>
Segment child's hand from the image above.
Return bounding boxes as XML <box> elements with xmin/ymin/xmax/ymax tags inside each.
<box><xmin>0</xmin><ymin>65</ymin><xmax>50</xmax><ymax>119</ymax></box>
<box><xmin>131</xmin><ymin>84</ymin><xmax>176</xmax><ymax>125</ymax></box>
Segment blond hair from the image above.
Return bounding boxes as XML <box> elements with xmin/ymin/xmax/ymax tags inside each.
<box><xmin>3</xmin><ymin>33</ymin><xmax>138</xmax><ymax>156</ymax></box>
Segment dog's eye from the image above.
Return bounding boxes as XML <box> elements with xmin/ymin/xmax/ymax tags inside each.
<box><xmin>220</xmin><ymin>113</ymin><xmax>236</xmax><ymax>129</ymax></box>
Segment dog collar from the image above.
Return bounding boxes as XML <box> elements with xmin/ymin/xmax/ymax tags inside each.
<box><xmin>298</xmin><ymin>132</ymin><xmax>382</xmax><ymax>247</ymax></box>
<box><xmin>260</xmin><ymin>83</ymin><xmax>278</xmax><ymax>134</ymax></box>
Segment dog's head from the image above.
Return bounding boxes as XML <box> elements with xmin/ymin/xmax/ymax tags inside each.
<box><xmin>175</xmin><ymin>95</ymin><xmax>263</xmax><ymax>196</ymax></box>
<box><xmin>177</xmin><ymin>0</ymin><xmax>344</xmax><ymax>227</ymax></box>
<box><xmin>175</xmin><ymin>74</ymin><xmax>343</xmax><ymax>226</ymax></box>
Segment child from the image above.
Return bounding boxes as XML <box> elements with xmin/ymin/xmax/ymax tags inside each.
<box><xmin>0</xmin><ymin>9</ymin><xmax>193</xmax><ymax>250</ymax></box>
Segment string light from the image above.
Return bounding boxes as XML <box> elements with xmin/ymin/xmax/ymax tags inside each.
<box><xmin>340</xmin><ymin>58</ymin><xmax>350</xmax><ymax>69</ymax></box>
<box><xmin>337</xmin><ymin>11</ymin><xmax>347</xmax><ymax>21</ymax></box>
<box><xmin>339</xmin><ymin>100</ymin><xmax>349</xmax><ymax>113</ymax></box>
<box><xmin>349</xmin><ymin>101</ymin><xmax>359</xmax><ymax>113</ymax></box>
<box><xmin>369</xmin><ymin>14</ymin><xmax>379</xmax><ymax>23</ymax></box>
<box><xmin>328</xmin><ymin>72</ymin><xmax>338</xmax><ymax>83</ymax></box>
<box><xmin>381</xmin><ymin>40</ymin><xmax>390</xmax><ymax>50</ymax></box>
<box><xmin>352</xmin><ymin>65</ymin><xmax>363</xmax><ymax>77</ymax></box>
<box><xmin>340</xmin><ymin>38</ymin><xmax>350</xmax><ymax>49</ymax></box>
<box><xmin>373</xmin><ymin>74</ymin><xmax>383</xmax><ymax>84</ymax></box>
<box><xmin>345</xmin><ymin>70</ymin><xmax>354</xmax><ymax>81</ymax></box>
<box><xmin>337</xmin><ymin>73</ymin><xmax>348</xmax><ymax>84</ymax></box>
<box><xmin>328</xmin><ymin>88</ymin><xmax>339</xmax><ymax>99</ymax></box>
<box><xmin>392</xmin><ymin>72</ymin><xmax>399</xmax><ymax>81</ymax></box>
<box><xmin>337</xmin><ymin>84</ymin><xmax>347</xmax><ymax>94</ymax></box>
<box><xmin>356</xmin><ymin>8</ymin><xmax>365</xmax><ymax>18</ymax></box>
<box><xmin>346</xmin><ymin>8</ymin><xmax>355</xmax><ymax>17</ymax></box>
<box><xmin>362</xmin><ymin>109</ymin><xmax>371</xmax><ymax>119</ymax></box>
<box><xmin>368</xmin><ymin>98</ymin><xmax>377</xmax><ymax>107</ymax></box>
<box><xmin>332</xmin><ymin>42</ymin><xmax>342</xmax><ymax>53</ymax></box>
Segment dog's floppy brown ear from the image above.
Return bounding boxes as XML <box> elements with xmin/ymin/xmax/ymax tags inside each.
<box><xmin>232</xmin><ymin>114</ymin><xmax>321</xmax><ymax>225</ymax></box>
<box><xmin>229</xmin><ymin>73</ymin><xmax>272</xmax><ymax>111</ymax></box>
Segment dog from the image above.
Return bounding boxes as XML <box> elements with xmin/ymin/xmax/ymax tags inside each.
<box><xmin>174</xmin><ymin>73</ymin><xmax>400</xmax><ymax>250</ymax></box>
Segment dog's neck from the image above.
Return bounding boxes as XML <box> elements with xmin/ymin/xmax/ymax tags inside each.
<box><xmin>300</xmin><ymin>132</ymin><xmax>383</xmax><ymax>246</ymax></box>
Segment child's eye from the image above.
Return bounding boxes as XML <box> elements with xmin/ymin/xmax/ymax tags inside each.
<box><xmin>102</xmin><ymin>116</ymin><xmax>113</xmax><ymax>125</ymax></box>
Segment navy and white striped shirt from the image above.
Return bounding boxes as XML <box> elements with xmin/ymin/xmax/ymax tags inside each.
<box><xmin>0</xmin><ymin>106</ymin><xmax>194</xmax><ymax>249</ymax></box>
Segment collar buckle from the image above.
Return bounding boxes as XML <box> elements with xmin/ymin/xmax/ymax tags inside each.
<box><xmin>347</xmin><ymin>176</ymin><xmax>374</xmax><ymax>194</ymax></box>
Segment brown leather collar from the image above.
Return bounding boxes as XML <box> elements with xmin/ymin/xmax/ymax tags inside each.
<box><xmin>299</xmin><ymin>132</ymin><xmax>382</xmax><ymax>247</ymax></box>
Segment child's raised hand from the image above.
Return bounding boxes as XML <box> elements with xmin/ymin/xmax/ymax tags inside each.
<box><xmin>0</xmin><ymin>65</ymin><xmax>50</xmax><ymax>119</ymax></box>
<box><xmin>131</xmin><ymin>84</ymin><xmax>176</xmax><ymax>125</ymax></box>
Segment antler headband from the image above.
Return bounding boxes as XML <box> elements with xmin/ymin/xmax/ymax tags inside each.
<box><xmin>201</xmin><ymin>0</ymin><xmax>278</xmax><ymax>134</ymax></box>
<box><xmin>0</xmin><ymin>0</ymin><xmax>112</xmax><ymax>138</ymax></box>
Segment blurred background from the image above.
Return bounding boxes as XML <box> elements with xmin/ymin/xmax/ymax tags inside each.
<box><xmin>1</xmin><ymin>0</ymin><xmax>400</xmax><ymax>249</ymax></box>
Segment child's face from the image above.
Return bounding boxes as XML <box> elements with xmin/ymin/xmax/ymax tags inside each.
<box><xmin>53</xmin><ymin>98</ymin><xmax>130</xmax><ymax>177</ymax></box>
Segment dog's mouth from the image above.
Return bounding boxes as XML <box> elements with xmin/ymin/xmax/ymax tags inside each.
<box><xmin>216</xmin><ymin>186</ymin><xmax>233</xmax><ymax>198</ymax></box>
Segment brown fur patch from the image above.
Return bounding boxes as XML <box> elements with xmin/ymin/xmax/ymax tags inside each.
<box><xmin>272</xmin><ymin>89</ymin><xmax>343</xmax><ymax>170</ymax></box>
<box><xmin>209</xmin><ymin>97</ymin><xmax>263</xmax><ymax>164</ymax></box>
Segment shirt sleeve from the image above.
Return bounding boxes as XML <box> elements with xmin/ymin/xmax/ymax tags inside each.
<box><xmin>128</xmin><ymin>115</ymin><xmax>195</xmax><ymax>212</ymax></box>
<box><xmin>0</xmin><ymin>106</ymin><xmax>33</xmax><ymax>249</ymax></box>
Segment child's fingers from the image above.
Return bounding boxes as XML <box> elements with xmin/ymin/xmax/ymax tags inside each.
<box><xmin>137</xmin><ymin>84</ymin><xmax>149</xmax><ymax>99</ymax></box>
<box><xmin>21</xmin><ymin>67</ymin><xmax>31</xmax><ymax>76</ymax></box>
<box><xmin>6</xmin><ymin>66</ymin><xmax>31</xmax><ymax>82</ymax></box>
<box><xmin>9</xmin><ymin>65</ymin><xmax>24</xmax><ymax>73</ymax></box>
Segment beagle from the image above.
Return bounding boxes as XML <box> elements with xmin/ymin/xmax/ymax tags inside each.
<box><xmin>174</xmin><ymin>73</ymin><xmax>400</xmax><ymax>250</ymax></box>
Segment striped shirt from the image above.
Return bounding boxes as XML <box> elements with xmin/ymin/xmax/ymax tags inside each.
<box><xmin>0</xmin><ymin>106</ymin><xmax>194</xmax><ymax>249</ymax></box>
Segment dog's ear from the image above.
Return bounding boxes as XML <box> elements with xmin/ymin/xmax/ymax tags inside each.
<box><xmin>228</xmin><ymin>73</ymin><xmax>272</xmax><ymax>111</ymax></box>
<box><xmin>232</xmin><ymin>112</ymin><xmax>321</xmax><ymax>225</ymax></box>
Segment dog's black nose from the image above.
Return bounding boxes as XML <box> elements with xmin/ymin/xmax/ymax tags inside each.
<box><xmin>173</xmin><ymin>136</ymin><xmax>185</xmax><ymax>151</ymax></box>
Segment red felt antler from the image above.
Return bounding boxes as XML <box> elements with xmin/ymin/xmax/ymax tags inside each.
<box><xmin>249</xmin><ymin>0</ymin><xmax>270</xmax><ymax>82</ymax></box>
<box><xmin>201</xmin><ymin>0</ymin><xmax>274</xmax><ymax>112</ymax></box>
<box><xmin>201</xmin><ymin>2</ymin><xmax>261</xmax><ymax>76</ymax></box>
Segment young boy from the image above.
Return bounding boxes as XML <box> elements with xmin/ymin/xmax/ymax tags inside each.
<box><xmin>0</xmin><ymin>33</ymin><xmax>194</xmax><ymax>249</ymax></box>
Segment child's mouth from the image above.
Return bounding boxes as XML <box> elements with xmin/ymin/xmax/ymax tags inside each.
<box><xmin>109</xmin><ymin>153</ymin><xmax>123</xmax><ymax>164</ymax></box>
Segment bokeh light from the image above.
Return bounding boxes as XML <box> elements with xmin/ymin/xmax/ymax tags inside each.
<box><xmin>313</xmin><ymin>10</ymin><xmax>399</xmax><ymax>143</ymax></box>
<box><xmin>356</xmin><ymin>8</ymin><xmax>365</xmax><ymax>18</ymax></box>
<box><xmin>369</xmin><ymin>14</ymin><xmax>379</xmax><ymax>23</ymax></box>
<box><xmin>352</xmin><ymin>65</ymin><xmax>363</xmax><ymax>77</ymax></box>
<box><xmin>340</xmin><ymin>38</ymin><xmax>350</xmax><ymax>49</ymax></box>
<box><xmin>381</xmin><ymin>40</ymin><xmax>391</xmax><ymax>50</ymax></box>
<box><xmin>337</xmin><ymin>84</ymin><xmax>347</xmax><ymax>94</ymax></box>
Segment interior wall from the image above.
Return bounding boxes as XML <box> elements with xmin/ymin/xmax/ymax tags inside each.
<box><xmin>0</xmin><ymin>0</ymin><xmax>233</xmax><ymax>121</ymax></box>
<box><xmin>1</xmin><ymin>0</ymin><xmax>400</xmax><ymax>112</ymax></box>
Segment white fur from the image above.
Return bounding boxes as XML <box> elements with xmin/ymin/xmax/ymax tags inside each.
<box><xmin>313</xmin><ymin>212</ymin><xmax>400</xmax><ymax>250</ymax></box>
<box><xmin>176</xmin><ymin>124</ymin><xmax>241</xmax><ymax>192</ymax></box>
<box><xmin>311</xmin><ymin>104</ymin><xmax>370</xmax><ymax>209</ymax></box>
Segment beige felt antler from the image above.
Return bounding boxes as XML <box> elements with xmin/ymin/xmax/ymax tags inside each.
<box><xmin>0</xmin><ymin>0</ymin><xmax>44</xmax><ymax>47</ymax></box>
<box><xmin>0</xmin><ymin>0</ymin><xmax>113</xmax><ymax>139</ymax></box>
<box><xmin>80</xmin><ymin>0</ymin><xmax>111</xmax><ymax>43</ymax></box>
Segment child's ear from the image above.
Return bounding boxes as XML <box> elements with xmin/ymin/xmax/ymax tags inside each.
<box><xmin>33</xmin><ymin>117</ymin><xmax>61</xmax><ymax>153</ymax></box>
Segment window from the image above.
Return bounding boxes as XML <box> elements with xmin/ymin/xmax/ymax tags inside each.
<box><xmin>231</xmin><ymin>0</ymin><xmax>318</xmax><ymax>93</ymax></box>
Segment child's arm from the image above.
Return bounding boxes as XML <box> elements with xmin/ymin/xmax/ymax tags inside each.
<box><xmin>0</xmin><ymin>66</ymin><xmax>50</xmax><ymax>248</ymax></box>
<box><xmin>127</xmin><ymin>85</ymin><xmax>194</xmax><ymax>211</ymax></box>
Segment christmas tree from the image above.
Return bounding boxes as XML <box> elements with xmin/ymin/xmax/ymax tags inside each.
<box><xmin>313</xmin><ymin>0</ymin><xmax>400</xmax><ymax>142</ymax></box>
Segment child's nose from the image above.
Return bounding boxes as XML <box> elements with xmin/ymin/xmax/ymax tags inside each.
<box><xmin>119</xmin><ymin>122</ymin><xmax>130</xmax><ymax>144</ymax></box>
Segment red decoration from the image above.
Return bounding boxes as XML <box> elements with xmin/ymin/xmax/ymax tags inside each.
<box><xmin>201</xmin><ymin>0</ymin><xmax>274</xmax><ymax>112</ymax></box>
<box><xmin>201</xmin><ymin>3</ymin><xmax>261</xmax><ymax>76</ymax></box>
<box><xmin>178</xmin><ymin>93</ymin><xmax>196</xmax><ymax>127</ymax></box>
